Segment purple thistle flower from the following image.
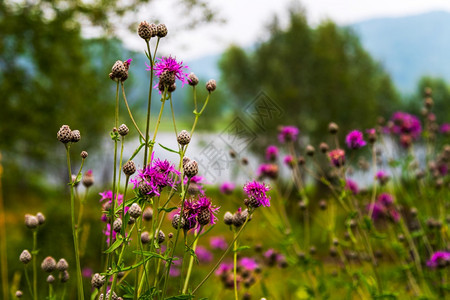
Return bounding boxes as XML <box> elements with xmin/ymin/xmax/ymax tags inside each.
<box><xmin>130</xmin><ymin>154</ymin><xmax>180</xmax><ymax>198</ymax></box>
<box><xmin>243</xmin><ymin>180</ymin><xmax>271</xmax><ymax>207</ymax></box>
<box><xmin>440</xmin><ymin>123</ymin><xmax>450</xmax><ymax>135</ymax></box>
<box><xmin>256</xmin><ymin>163</ymin><xmax>278</xmax><ymax>179</ymax></box>
<box><xmin>345</xmin><ymin>179</ymin><xmax>359</xmax><ymax>195</ymax></box>
<box><xmin>345</xmin><ymin>130</ymin><xmax>367</xmax><ymax>149</ymax></box>
<box><xmin>82</xmin><ymin>267</ymin><xmax>93</xmax><ymax>278</ymax></box>
<box><xmin>169</xmin><ymin>257</ymin><xmax>182</xmax><ymax>277</ymax></box>
<box><xmin>278</xmin><ymin>126</ymin><xmax>299</xmax><ymax>143</ymax></box>
<box><xmin>328</xmin><ymin>149</ymin><xmax>345</xmax><ymax>167</ymax></box>
<box><xmin>265</xmin><ymin>145</ymin><xmax>279</xmax><ymax>161</ymax></box>
<box><xmin>367</xmin><ymin>202</ymin><xmax>386</xmax><ymax>221</ymax></box>
<box><xmin>426</xmin><ymin>251</ymin><xmax>450</xmax><ymax>268</ymax></box>
<box><xmin>184</xmin><ymin>175</ymin><xmax>206</xmax><ymax>195</ymax></box>
<box><xmin>215</xmin><ymin>262</ymin><xmax>233</xmax><ymax>276</ymax></box>
<box><xmin>147</xmin><ymin>55</ymin><xmax>189</xmax><ymax>87</ymax></box>
<box><xmin>390</xmin><ymin>112</ymin><xmax>422</xmax><ymax>139</ymax></box>
<box><xmin>195</xmin><ymin>246</ymin><xmax>213</xmax><ymax>263</ymax></box>
<box><xmin>194</xmin><ymin>196</ymin><xmax>220</xmax><ymax>225</ymax></box>
<box><xmin>210</xmin><ymin>236</ymin><xmax>228</xmax><ymax>250</ymax></box>
<box><xmin>375</xmin><ymin>170</ymin><xmax>390</xmax><ymax>185</ymax></box>
<box><xmin>219</xmin><ymin>182</ymin><xmax>235</xmax><ymax>195</ymax></box>
<box><xmin>103</xmin><ymin>223</ymin><xmax>117</xmax><ymax>244</ymax></box>
<box><xmin>239</xmin><ymin>257</ymin><xmax>259</xmax><ymax>271</ymax></box>
<box><xmin>378</xmin><ymin>193</ymin><xmax>394</xmax><ymax>206</ymax></box>
<box><xmin>283</xmin><ymin>155</ymin><xmax>294</xmax><ymax>167</ymax></box>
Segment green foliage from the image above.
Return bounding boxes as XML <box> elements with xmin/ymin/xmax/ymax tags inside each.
<box><xmin>219</xmin><ymin>8</ymin><xmax>401</xmax><ymax>147</ymax></box>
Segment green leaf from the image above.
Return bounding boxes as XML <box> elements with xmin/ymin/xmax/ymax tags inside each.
<box><xmin>158</xmin><ymin>143</ymin><xmax>179</xmax><ymax>154</ymax></box>
<box><xmin>158</xmin><ymin>206</ymin><xmax>178</xmax><ymax>213</ymax></box>
<box><xmin>132</xmin><ymin>250</ymin><xmax>168</xmax><ymax>261</ymax></box>
<box><xmin>129</xmin><ymin>143</ymin><xmax>145</xmax><ymax>161</ymax></box>
<box><xmin>110</xmin><ymin>131</ymin><xmax>120</xmax><ymax>141</ymax></box>
<box><xmin>104</xmin><ymin>237</ymin><xmax>123</xmax><ymax>254</ymax></box>
<box><xmin>234</xmin><ymin>245</ymin><xmax>250</xmax><ymax>252</ymax></box>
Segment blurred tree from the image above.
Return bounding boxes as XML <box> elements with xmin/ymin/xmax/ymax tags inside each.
<box><xmin>0</xmin><ymin>0</ymin><xmax>218</xmax><ymax>190</ymax></box>
<box><xmin>219</xmin><ymin>7</ymin><xmax>400</xmax><ymax>149</ymax></box>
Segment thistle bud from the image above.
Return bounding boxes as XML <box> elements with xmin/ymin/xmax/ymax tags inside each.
<box><xmin>113</xmin><ymin>218</ymin><xmax>122</xmax><ymax>233</ymax></box>
<box><xmin>80</xmin><ymin>151</ymin><xmax>88</xmax><ymax>159</ymax></box>
<box><xmin>177</xmin><ymin>130</ymin><xmax>191</xmax><ymax>146</ymax></box>
<box><xmin>143</xmin><ymin>207</ymin><xmax>153</xmax><ymax>221</ymax></box>
<box><xmin>71</xmin><ymin>130</ymin><xmax>81</xmax><ymax>143</ymax></box>
<box><xmin>60</xmin><ymin>270</ymin><xmax>70</xmax><ymax>283</ymax></box>
<box><xmin>328</xmin><ymin>122</ymin><xmax>339</xmax><ymax>134</ymax></box>
<box><xmin>156</xmin><ymin>230</ymin><xmax>165</xmax><ymax>244</ymax></box>
<box><xmin>141</xmin><ymin>231</ymin><xmax>150</xmax><ymax>244</ymax></box>
<box><xmin>47</xmin><ymin>275</ymin><xmax>55</xmax><ymax>284</ymax></box>
<box><xmin>91</xmin><ymin>273</ymin><xmax>105</xmax><ymax>289</ymax></box>
<box><xmin>184</xmin><ymin>160</ymin><xmax>198</xmax><ymax>178</ymax></box>
<box><xmin>171</xmin><ymin>214</ymin><xmax>185</xmax><ymax>229</ymax></box>
<box><xmin>36</xmin><ymin>212</ymin><xmax>45</xmax><ymax>225</ymax></box>
<box><xmin>319</xmin><ymin>142</ymin><xmax>329</xmax><ymax>153</ymax></box>
<box><xmin>224</xmin><ymin>212</ymin><xmax>233</xmax><ymax>225</ymax></box>
<box><xmin>129</xmin><ymin>203</ymin><xmax>142</xmax><ymax>218</ymax></box>
<box><xmin>123</xmin><ymin>161</ymin><xmax>136</xmax><ymax>176</ymax></box>
<box><xmin>188</xmin><ymin>73</ymin><xmax>199</xmax><ymax>86</ymax></box>
<box><xmin>57</xmin><ymin>125</ymin><xmax>72</xmax><ymax>143</ymax></box>
<box><xmin>56</xmin><ymin>258</ymin><xmax>69</xmax><ymax>271</ymax></box>
<box><xmin>41</xmin><ymin>256</ymin><xmax>57</xmax><ymax>272</ymax></box>
<box><xmin>206</xmin><ymin>79</ymin><xmax>216</xmax><ymax>92</ymax></box>
<box><xmin>82</xmin><ymin>170</ymin><xmax>94</xmax><ymax>187</ymax></box>
<box><xmin>156</xmin><ymin>24</ymin><xmax>168</xmax><ymax>37</ymax></box>
<box><xmin>138</xmin><ymin>21</ymin><xmax>153</xmax><ymax>40</ymax></box>
<box><xmin>19</xmin><ymin>250</ymin><xmax>32</xmax><ymax>264</ymax></box>
<box><xmin>25</xmin><ymin>214</ymin><xmax>39</xmax><ymax>229</ymax></box>
<box><xmin>306</xmin><ymin>145</ymin><xmax>315</xmax><ymax>156</ymax></box>
<box><xmin>118</xmin><ymin>124</ymin><xmax>129</xmax><ymax>136</ymax></box>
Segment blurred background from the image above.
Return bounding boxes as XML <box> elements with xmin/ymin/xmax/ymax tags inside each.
<box><xmin>1</xmin><ymin>0</ymin><xmax>450</xmax><ymax>297</ymax></box>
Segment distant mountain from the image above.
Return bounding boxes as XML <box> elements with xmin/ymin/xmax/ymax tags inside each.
<box><xmin>350</xmin><ymin>10</ymin><xmax>450</xmax><ymax>93</ymax></box>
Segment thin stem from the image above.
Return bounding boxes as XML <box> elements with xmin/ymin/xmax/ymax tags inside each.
<box><xmin>182</xmin><ymin>229</ymin><xmax>201</xmax><ymax>293</ymax></box>
<box><xmin>143</xmin><ymin>40</ymin><xmax>154</xmax><ymax>165</ymax></box>
<box><xmin>233</xmin><ymin>231</ymin><xmax>238</xmax><ymax>300</ymax></box>
<box><xmin>32</xmin><ymin>231</ymin><xmax>37</xmax><ymax>300</ymax></box>
<box><xmin>190</xmin><ymin>93</ymin><xmax>210</xmax><ymax>138</ymax></box>
<box><xmin>192</xmin><ymin>214</ymin><xmax>251</xmax><ymax>294</ymax></box>
<box><xmin>0</xmin><ymin>153</ymin><xmax>9</xmax><ymax>300</ymax></box>
<box><xmin>121</xmin><ymin>82</ymin><xmax>145</xmax><ymax>140</ymax></box>
<box><xmin>65</xmin><ymin>145</ymin><xmax>84</xmax><ymax>299</ymax></box>
<box><xmin>148</xmin><ymin>92</ymin><xmax>167</xmax><ymax>163</ymax></box>
<box><xmin>24</xmin><ymin>265</ymin><xmax>33</xmax><ymax>299</ymax></box>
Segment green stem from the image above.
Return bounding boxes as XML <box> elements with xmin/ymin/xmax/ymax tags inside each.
<box><xmin>182</xmin><ymin>229</ymin><xmax>201</xmax><ymax>294</ymax></box>
<box><xmin>0</xmin><ymin>153</ymin><xmax>9</xmax><ymax>300</ymax></box>
<box><xmin>192</xmin><ymin>214</ymin><xmax>251</xmax><ymax>295</ymax></box>
<box><xmin>147</xmin><ymin>92</ymin><xmax>167</xmax><ymax>163</ymax></box>
<box><xmin>161</xmin><ymin>179</ymin><xmax>190</xmax><ymax>299</ymax></box>
<box><xmin>32</xmin><ymin>231</ymin><xmax>37</xmax><ymax>300</ymax></box>
<box><xmin>24</xmin><ymin>265</ymin><xmax>33</xmax><ymax>299</ymax></box>
<box><xmin>233</xmin><ymin>232</ymin><xmax>238</xmax><ymax>300</ymax></box>
<box><xmin>143</xmin><ymin>40</ymin><xmax>154</xmax><ymax>165</ymax></box>
<box><xmin>121</xmin><ymin>82</ymin><xmax>145</xmax><ymax>140</ymax></box>
<box><xmin>65</xmin><ymin>145</ymin><xmax>84</xmax><ymax>299</ymax></box>
<box><xmin>190</xmin><ymin>93</ymin><xmax>210</xmax><ymax>138</ymax></box>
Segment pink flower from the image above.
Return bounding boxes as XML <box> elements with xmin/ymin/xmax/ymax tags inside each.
<box><xmin>345</xmin><ymin>179</ymin><xmax>359</xmax><ymax>195</ymax></box>
<box><xmin>243</xmin><ymin>181</ymin><xmax>271</xmax><ymax>207</ymax></box>
<box><xmin>345</xmin><ymin>130</ymin><xmax>366</xmax><ymax>149</ymax></box>
<box><xmin>195</xmin><ymin>246</ymin><xmax>213</xmax><ymax>263</ymax></box>
<box><xmin>278</xmin><ymin>126</ymin><xmax>299</xmax><ymax>143</ymax></box>
<box><xmin>239</xmin><ymin>257</ymin><xmax>258</xmax><ymax>271</ymax></box>
<box><xmin>328</xmin><ymin>149</ymin><xmax>345</xmax><ymax>167</ymax></box>
<box><xmin>265</xmin><ymin>145</ymin><xmax>279</xmax><ymax>161</ymax></box>
<box><xmin>219</xmin><ymin>182</ymin><xmax>235</xmax><ymax>195</ymax></box>
<box><xmin>426</xmin><ymin>251</ymin><xmax>450</xmax><ymax>268</ymax></box>
<box><xmin>210</xmin><ymin>236</ymin><xmax>228</xmax><ymax>250</ymax></box>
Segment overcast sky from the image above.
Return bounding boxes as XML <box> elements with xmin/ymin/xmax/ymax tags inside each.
<box><xmin>117</xmin><ymin>0</ymin><xmax>450</xmax><ymax>60</ymax></box>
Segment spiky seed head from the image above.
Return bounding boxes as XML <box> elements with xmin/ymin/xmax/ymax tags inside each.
<box><xmin>113</xmin><ymin>218</ymin><xmax>122</xmax><ymax>233</ymax></box>
<box><xmin>232</xmin><ymin>212</ymin><xmax>245</xmax><ymax>227</ymax></box>
<box><xmin>20</xmin><ymin>250</ymin><xmax>32</xmax><ymax>264</ymax></box>
<box><xmin>111</xmin><ymin>60</ymin><xmax>126</xmax><ymax>80</ymax></box>
<box><xmin>71</xmin><ymin>130</ymin><xmax>81</xmax><ymax>143</ymax></box>
<box><xmin>184</xmin><ymin>160</ymin><xmax>198</xmax><ymax>178</ymax></box>
<box><xmin>328</xmin><ymin>122</ymin><xmax>339</xmax><ymax>134</ymax></box>
<box><xmin>60</xmin><ymin>270</ymin><xmax>69</xmax><ymax>283</ymax></box>
<box><xmin>80</xmin><ymin>151</ymin><xmax>88</xmax><ymax>159</ymax></box>
<box><xmin>25</xmin><ymin>214</ymin><xmax>39</xmax><ymax>229</ymax></box>
<box><xmin>91</xmin><ymin>273</ymin><xmax>105</xmax><ymax>289</ymax></box>
<box><xmin>57</xmin><ymin>125</ymin><xmax>72</xmax><ymax>143</ymax></box>
<box><xmin>138</xmin><ymin>21</ymin><xmax>153</xmax><ymax>40</ymax></box>
<box><xmin>143</xmin><ymin>207</ymin><xmax>153</xmax><ymax>221</ymax></box>
<box><xmin>177</xmin><ymin>130</ymin><xmax>191</xmax><ymax>146</ymax></box>
<box><xmin>156</xmin><ymin>230</ymin><xmax>165</xmax><ymax>244</ymax></box>
<box><xmin>206</xmin><ymin>79</ymin><xmax>216</xmax><ymax>92</ymax></box>
<box><xmin>47</xmin><ymin>275</ymin><xmax>55</xmax><ymax>284</ymax></box>
<box><xmin>319</xmin><ymin>142</ymin><xmax>329</xmax><ymax>153</ymax></box>
<box><xmin>122</xmin><ymin>161</ymin><xmax>136</xmax><ymax>176</ymax></box>
<box><xmin>197</xmin><ymin>209</ymin><xmax>211</xmax><ymax>226</ymax></box>
<box><xmin>118</xmin><ymin>124</ymin><xmax>129</xmax><ymax>136</ymax></box>
<box><xmin>36</xmin><ymin>212</ymin><xmax>45</xmax><ymax>225</ymax></box>
<box><xmin>306</xmin><ymin>145</ymin><xmax>315</xmax><ymax>156</ymax></box>
<box><xmin>15</xmin><ymin>290</ymin><xmax>23</xmax><ymax>298</ymax></box>
<box><xmin>171</xmin><ymin>214</ymin><xmax>185</xmax><ymax>229</ymax></box>
<box><xmin>128</xmin><ymin>217</ymin><xmax>136</xmax><ymax>225</ymax></box>
<box><xmin>156</xmin><ymin>24</ymin><xmax>168</xmax><ymax>37</ymax></box>
<box><xmin>224</xmin><ymin>212</ymin><xmax>233</xmax><ymax>225</ymax></box>
<box><xmin>41</xmin><ymin>256</ymin><xmax>57</xmax><ymax>272</ymax></box>
<box><xmin>56</xmin><ymin>258</ymin><xmax>68</xmax><ymax>271</ymax></box>
<box><xmin>141</xmin><ymin>231</ymin><xmax>150</xmax><ymax>244</ymax></box>
<box><xmin>129</xmin><ymin>203</ymin><xmax>142</xmax><ymax>218</ymax></box>
<box><xmin>188</xmin><ymin>73</ymin><xmax>199</xmax><ymax>86</ymax></box>
<box><xmin>182</xmin><ymin>156</ymin><xmax>191</xmax><ymax>167</ymax></box>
